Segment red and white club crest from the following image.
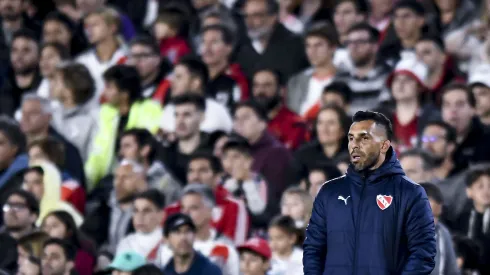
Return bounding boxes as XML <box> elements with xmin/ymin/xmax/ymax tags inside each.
<box><xmin>376</xmin><ymin>195</ymin><xmax>393</xmax><ymax>210</ymax></box>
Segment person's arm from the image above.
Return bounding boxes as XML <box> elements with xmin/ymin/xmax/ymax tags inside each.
<box><xmin>303</xmin><ymin>187</ymin><xmax>328</xmax><ymax>275</ymax></box>
<box><xmin>402</xmin><ymin>184</ymin><xmax>437</xmax><ymax>275</ymax></box>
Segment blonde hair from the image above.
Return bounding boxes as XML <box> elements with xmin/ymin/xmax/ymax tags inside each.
<box><xmin>18</xmin><ymin>231</ymin><xmax>50</xmax><ymax>258</ymax></box>
<box><xmin>281</xmin><ymin>186</ymin><xmax>314</xmax><ymax>226</ymax></box>
<box><xmin>87</xmin><ymin>6</ymin><xmax>121</xmax><ymax>33</ymax></box>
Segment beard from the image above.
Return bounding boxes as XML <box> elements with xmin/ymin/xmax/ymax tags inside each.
<box><xmin>352</xmin><ymin>55</ymin><xmax>373</xmax><ymax>67</ymax></box>
<box><xmin>248</xmin><ymin>26</ymin><xmax>272</xmax><ymax>40</ymax></box>
<box><xmin>253</xmin><ymin>94</ymin><xmax>281</xmax><ymax>112</ymax></box>
<box><xmin>353</xmin><ymin>150</ymin><xmax>380</xmax><ymax>172</ymax></box>
<box><xmin>15</xmin><ymin>64</ymin><xmax>37</xmax><ymax>76</ymax></box>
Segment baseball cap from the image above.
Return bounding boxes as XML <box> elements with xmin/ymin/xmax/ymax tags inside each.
<box><xmin>164</xmin><ymin>213</ymin><xmax>196</xmax><ymax>237</ymax></box>
<box><xmin>386</xmin><ymin>57</ymin><xmax>428</xmax><ymax>88</ymax></box>
<box><xmin>107</xmin><ymin>251</ymin><xmax>146</xmax><ymax>272</ymax></box>
<box><xmin>237</xmin><ymin>237</ymin><xmax>272</xmax><ymax>260</ymax></box>
<box><xmin>469</xmin><ymin>64</ymin><xmax>490</xmax><ymax>88</ymax></box>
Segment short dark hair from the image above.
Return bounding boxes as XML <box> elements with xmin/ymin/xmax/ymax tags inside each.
<box><xmin>253</xmin><ymin>68</ymin><xmax>284</xmax><ymax>87</ymax></box>
<box><xmin>7</xmin><ymin>189</ymin><xmax>40</xmax><ymax>216</ymax></box>
<box><xmin>234</xmin><ymin>100</ymin><xmax>269</xmax><ymax>122</ymax></box>
<box><xmin>44</xmin><ymin>11</ymin><xmax>75</xmax><ymax>32</ymax></box>
<box><xmin>189</xmin><ymin>151</ymin><xmax>223</xmax><ymax>174</ymax></box>
<box><xmin>134</xmin><ymin>189</ymin><xmax>166</xmax><ymax>209</ymax></box>
<box><xmin>334</xmin><ymin>0</ymin><xmax>368</xmax><ymax>14</ymax></box>
<box><xmin>103</xmin><ymin>65</ymin><xmax>142</xmax><ymax>103</ymax></box>
<box><xmin>0</xmin><ymin>117</ymin><xmax>26</xmax><ymax>155</ymax></box>
<box><xmin>121</xmin><ymin>128</ymin><xmax>158</xmax><ymax>163</ymax></box>
<box><xmin>352</xmin><ymin>111</ymin><xmax>394</xmax><ymax>141</ymax></box>
<box><xmin>322</xmin><ymin>81</ymin><xmax>353</xmax><ymax>104</ymax></box>
<box><xmin>466</xmin><ymin>164</ymin><xmax>490</xmax><ymax>188</ymax></box>
<box><xmin>441</xmin><ymin>82</ymin><xmax>476</xmax><ymax>108</ymax></box>
<box><xmin>58</xmin><ymin>62</ymin><xmax>95</xmax><ymax>105</ymax></box>
<box><xmin>222</xmin><ymin>135</ymin><xmax>252</xmax><ymax>156</ymax></box>
<box><xmin>245</xmin><ymin>0</ymin><xmax>279</xmax><ymax>15</ymax></box>
<box><xmin>12</xmin><ymin>29</ymin><xmax>39</xmax><ymax>45</ymax></box>
<box><xmin>420</xmin><ymin>182</ymin><xmax>444</xmax><ymax>204</ymax></box>
<box><xmin>394</xmin><ymin>0</ymin><xmax>425</xmax><ymax>16</ymax></box>
<box><xmin>155</xmin><ymin>10</ymin><xmax>188</xmax><ymax>36</ymax></box>
<box><xmin>177</xmin><ymin>57</ymin><xmax>209</xmax><ymax>89</ymax></box>
<box><xmin>305</xmin><ymin>23</ymin><xmax>340</xmax><ymax>46</ymax></box>
<box><xmin>129</xmin><ymin>35</ymin><xmax>160</xmax><ymax>55</ymax></box>
<box><xmin>423</xmin><ymin>120</ymin><xmax>457</xmax><ymax>144</ymax></box>
<box><xmin>41</xmin><ymin>42</ymin><xmax>69</xmax><ymax>60</ymax></box>
<box><xmin>132</xmin><ymin>264</ymin><xmax>164</xmax><ymax>275</ymax></box>
<box><xmin>399</xmin><ymin>148</ymin><xmax>434</xmax><ymax>170</ymax></box>
<box><xmin>418</xmin><ymin>34</ymin><xmax>445</xmax><ymax>51</ymax></box>
<box><xmin>347</xmin><ymin>22</ymin><xmax>380</xmax><ymax>42</ymax></box>
<box><xmin>201</xmin><ymin>24</ymin><xmax>235</xmax><ymax>46</ymax></box>
<box><xmin>172</xmin><ymin>94</ymin><xmax>206</xmax><ymax>112</ymax></box>
<box><xmin>28</xmin><ymin>136</ymin><xmax>65</xmax><ymax>167</ymax></box>
<box><xmin>43</xmin><ymin>238</ymin><xmax>77</xmax><ymax>261</ymax></box>
<box><xmin>317</xmin><ymin>105</ymin><xmax>352</xmax><ymax>139</ymax></box>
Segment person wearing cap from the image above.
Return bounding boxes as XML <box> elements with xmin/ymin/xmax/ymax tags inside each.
<box><xmin>106</xmin><ymin>251</ymin><xmax>146</xmax><ymax>275</ymax></box>
<box><xmin>469</xmin><ymin>64</ymin><xmax>490</xmax><ymax>126</ymax></box>
<box><xmin>161</xmin><ymin>213</ymin><xmax>222</xmax><ymax>275</ymax></box>
<box><xmin>386</xmin><ymin>57</ymin><xmax>440</xmax><ymax>153</ymax></box>
<box><xmin>237</xmin><ymin>237</ymin><xmax>271</xmax><ymax>275</ymax></box>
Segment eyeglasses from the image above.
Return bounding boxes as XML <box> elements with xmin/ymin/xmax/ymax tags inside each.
<box><xmin>420</xmin><ymin>135</ymin><xmax>445</xmax><ymax>143</ymax></box>
<box><xmin>3</xmin><ymin>203</ymin><xmax>28</xmax><ymax>212</ymax></box>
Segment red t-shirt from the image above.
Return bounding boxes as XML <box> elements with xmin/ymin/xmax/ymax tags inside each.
<box><xmin>393</xmin><ymin>113</ymin><xmax>419</xmax><ymax>153</ymax></box>
<box><xmin>159</xmin><ymin>36</ymin><xmax>191</xmax><ymax>65</ymax></box>
<box><xmin>268</xmin><ymin>106</ymin><xmax>307</xmax><ymax>150</ymax></box>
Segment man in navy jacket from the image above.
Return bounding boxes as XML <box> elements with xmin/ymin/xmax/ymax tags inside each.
<box><xmin>304</xmin><ymin>111</ymin><xmax>436</xmax><ymax>275</ymax></box>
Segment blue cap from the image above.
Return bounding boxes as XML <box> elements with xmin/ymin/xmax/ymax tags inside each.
<box><xmin>108</xmin><ymin>251</ymin><xmax>146</xmax><ymax>272</ymax></box>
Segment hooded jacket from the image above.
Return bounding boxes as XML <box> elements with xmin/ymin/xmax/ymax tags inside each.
<box><xmin>303</xmin><ymin>147</ymin><xmax>436</xmax><ymax>275</ymax></box>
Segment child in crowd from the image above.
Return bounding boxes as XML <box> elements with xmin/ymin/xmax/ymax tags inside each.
<box><xmin>153</xmin><ymin>10</ymin><xmax>191</xmax><ymax>65</ymax></box>
<box><xmin>237</xmin><ymin>238</ymin><xmax>272</xmax><ymax>275</ymax></box>
<box><xmin>280</xmin><ymin>187</ymin><xmax>313</xmax><ymax>229</ymax></box>
<box><xmin>268</xmin><ymin>215</ymin><xmax>303</xmax><ymax>275</ymax></box>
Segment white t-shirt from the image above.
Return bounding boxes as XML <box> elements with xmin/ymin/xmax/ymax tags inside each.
<box><xmin>300</xmin><ymin>75</ymin><xmax>334</xmax><ymax>115</ymax></box>
<box><xmin>116</xmin><ymin>227</ymin><xmax>163</xmax><ymax>257</ymax></box>
<box><xmin>160</xmin><ymin>98</ymin><xmax>233</xmax><ymax>133</ymax></box>
<box><xmin>269</xmin><ymin>247</ymin><xmax>304</xmax><ymax>275</ymax></box>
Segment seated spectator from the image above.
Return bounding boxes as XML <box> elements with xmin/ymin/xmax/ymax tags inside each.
<box><xmin>0</xmin><ymin>118</ymin><xmax>28</xmax><ymax>191</ymax></box>
<box><xmin>153</xmin><ymin>11</ymin><xmax>191</xmax><ymax>65</ymax></box>
<box><xmin>51</xmin><ymin>62</ymin><xmax>98</xmax><ymax>162</ymax></box>
<box><xmin>161</xmin><ymin>213</ymin><xmax>222</xmax><ymax>274</ymax></box>
<box><xmin>221</xmin><ymin>137</ymin><xmax>272</xmax><ymax>233</ymax></box>
<box><xmin>21</xmin><ymin>162</ymin><xmax>83</xmax><ymax>226</ymax></box>
<box><xmin>303</xmin><ymin>81</ymin><xmax>353</xmax><ymax>124</ymax></box>
<box><xmin>1</xmin><ymin>190</ymin><xmax>39</xmax><ymax>240</ymax></box>
<box><xmin>280</xmin><ymin>187</ymin><xmax>313</xmax><ymax>229</ymax></box>
<box><xmin>252</xmin><ymin>68</ymin><xmax>306</xmax><ymax>150</ymax></box>
<box><xmin>237</xmin><ymin>237</ymin><xmax>271</xmax><ymax>275</ymax></box>
<box><xmin>399</xmin><ymin>149</ymin><xmax>434</xmax><ymax>183</ymax></box>
<box><xmin>85</xmin><ymin>65</ymin><xmax>162</xmax><ymax>188</ymax></box>
<box><xmin>19</xmin><ymin>94</ymin><xmax>85</xmax><ymax>188</ymax></box>
<box><xmin>37</xmin><ymin>42</ymin><xmax>69</xmax><ymax>100</ymax></box>
<box><xmin>469</xmin><ymin>64</ymin><xmax>490</xmax><ymax>126</ymax></box>
<box><xmin>42</xmin><ymin>11</ymin><xmax>88</xmax><ymax>57</ymax></box>
<box><xmin>41</xmin><ymin>238</ymin><xmax>77</xmax><ymax>275</ymax></box>
<box><xmin>160</xmin><ymin>57</ymin><xmax>233</xmax><ymax>134</ymax></box>
<box><xmin>165</xmin><ymin>151</ymin><xmax>248</xmax><ymax>244</ymax></box>
<box><xmin>116</xmin><ymin>190</ymin><xmax>165</xmax><ymax>258</ymax></box>
<box><xmin>420</xmin><ymin>183</ymin><xmax>460</xmax><ymax>275</ymax></box>
<box><xmin>268</xmin><ymin>216</ymin><xmax>303</xmax><ymax>275</ymax></box>
<box><xmin>300</xmin><ymin>165</ymin><xmax>342</xmax><ymax>198</ymax></box>
<box><xmin>41</xmin><ymin>211</ymin><xmax>96</xmax><ymax>275</ymax></box>
<box><xmin>28</xmin><ymin>137</ymin><xmax>86</xmax><ymax>214</ymax></box>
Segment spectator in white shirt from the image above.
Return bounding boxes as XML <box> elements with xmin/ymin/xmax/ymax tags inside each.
<box><xmin>268</xmin><ymin>215</ymin><xmax>304</xmax><ymax>275</ymax></box>
<box><xmin>37</xmin><ymin>43</ymin><xmax>69</xmax><ymax>100</ymax></box>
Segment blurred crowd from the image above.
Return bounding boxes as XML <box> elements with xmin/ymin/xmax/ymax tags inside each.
<box><xmin>0</xmin><ymin>0</ymin><xmax>488</xmax><ymax>274</ymax></box>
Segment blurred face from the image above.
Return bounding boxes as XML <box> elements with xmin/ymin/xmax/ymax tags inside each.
<box><xmin>11</xmin><ymin>37</ymin><xmax>39</xmax><ymax>74</ymax></box>
<box><xmin>43</xmin><ymin>20</ymin><xmax>72</xmax><ymax>48</ymax></box>
<box><xmin>102</xmin><ymin>81</ymin><xmax>121</xmax><ymax>105</ymax></box>
<box><xmin>346</xmin><ymin>30</ymin><xmax>377</xmax><ymax>67</ymax></box>
<box><xmin>305</xmin><ymin>36</ymin><xmax>334</xmax><ymax>67</ymax></box>
<box><xmin>201</xmin><ymin>29</ymin><xmax>232</xmax><ymax>66</ymax></box>
<box><xmin>42</xmin><ymin>215</ymin><xmax>68</xmax><ymax>239</ymax></box>
<box><xmin>28</xmin><ymin>145</ymin><xmax>47</xmax><ymax>162</ymax></box>
<box><xmin>268</xmin><ymin>226</ymin><xmax>295</xmax><ymax>256</ymax></box>
<box><xmin>3</xmin><ymin>194</ymin><xmax>36</xmax><ymax>232</ymax></box>
<box><xmin>472</xmin><ymin>85</ymin><xmax>490</xmax><ymax>119</ymax></box>
<box><xmin>429</xmin><ymin>198</ymin><xmax>442</xmax><ymax>224</ymax></box>
<box><xmin>0</xmin><ymin>132</ymin><xmax>18</xmax><ymax>170</ymax></box>
<box><xmin>239</xmin><ymin>251</ymin><xmax>269</xmax><ymax>275</ymax></box>
<box><xmin>167</xmin><ymin>225</ymin><xmax>195</xmax><ymax>257</ymax></box>
<box><xmin>316</xmin><ymin>109</ymin><xmax>344</xmax><ymax>146</ymax></box>
<box><xmin>252</xmin><ymin>70</ymin><xmax>281</xmax><ymax>111</ymax></box>
<box><xmin>233</xmin><ymin>106</ymin><xmax>266</xmax><ymax>143</ymax></box>
<box><xmin>42</xmin><ymin>243</ymin><xmax>71</xmax><ymax>275</ymax></box>
<box><xmin>187</xmin><ymin>158</ymin><xmax>216</xmax><ymax>187</ymax></box>
<box><xmin>22</xmin><ymin>171</ymin><xmax>44</xmax><ymax>201</ymax></box>
<box><xmin>84</xmin><ymin>14</ymin><xmax>113</xmax><ymax>44</ymax></box>
<box><xmin>127</xmin><ymin>44</ymin><xmax>160</xmax><ymax>82</ymax></box>
<box><xmin>467</xmin><ymin>175</ymin><xmax>490</xmax><ymax>208</ymax></box>
<box><xmin>334</xmin><ymin>2</ymin><xmax>361</xmax><ymax>36</ymax></box>
<box><xmin>174</xmin><ymin>104</ymin><xmax>203</xmax><ymax>140</ymax></box>
<box><xmin>21</xmin><ymin>99</ymin><xmax>51</xmax><ymax>136</ymax></box>
<box><xmin>76</xmin><ymin>0</ymin><xmax>99</xmax><ymax>14</ymax></box>
<box><xmin>18</xmin><ymin>257</ymin><xmax>41</xmax><ymax>275</ymax></box>
<box><xmin>308</xmin><ymin>171</ymin><xmax>327</xmax><ymax>197</ymax></box>
<box><xmin>40</xmin><ymin>46</ymin><xmax>62</xmax><ymax>78</ymax></box>
<box><xmin>391</xmin><ymin>74</ymin><xmax>419</xmax><ymax>101</ymax></box>
<box><xmin>171</xmin><ymin>65</ymin><xmax>197</xmax><ymax>96</ymax></box>
<box><xmin>213</xmin><ymin>135</ymin><xmax>228</xmax><ymax>159</ymax></box>
<box><xmin>281</xmin><ymin>193</ymin><xmax>305</xmax><ymax>222</ymax></box>
<box><xmin>132</xmin><ymin>198</ymin><xmax>163</xmax><ymax>233</ymax></box>
<box><xmin>421</xmin><ymin>125</ymin><xmax>452</xmax><ymax>162</ymax></box>
<box><xmin>435</xmin><ymin>0</ymin><xmax>457</xmax><ymax>12</ymax></box>
<box><xmin>321</xmin><ymin>92</ymin><xmax>346</xmax><ymax>109</ymax></box>
<box><xmin>181</xmin><ymin>194</ymin><xmax>212</xmax><ymax>228</ymax></box>
<box><xmin>118</xmin><ymin>135</ymin><xmax>140</xmax><ymax>161</ymax></box>
<box><xmin>370</xmin><ymin>0</ymin><xmax>392</xmax><ymax>16</ymax></box>
<box><xmin>202</xmin><ymin>16</ymin><xmax>220</xmax><ymax>27</ymax></box>
<box><xmin>400</xmin><ymin>155</ymin><xmax>427</xmax><ymax>183</ymax></box>
<box><xmin>0</xmin><ymin>0</ymin><xmax>23</xmax><ymax>20</ymax></box>
<box><xmin>243</xmin><ymin>0</ymin><xmax>277</xmax><ymax>40</ymax></box>
<box><xmin>416</xmin><ymin>41</ymin><xmax>445</xmax><ymax>73</ymax></box>
<box><xmin>393</xmin><ymin>8</ymin><xmax>424</xmax><ymax>40</ymax></box>
<box><xmin>442</xmin><ymin>89</ymin><xmax>475</xmax><ymax>135</ymax></box>
<box><xmin>348</xmin><ymin>120</ymin><xmax>389</xmax><ymax>171</ymax></box>
<box><xmin>114</xmin><ymin>164</ymin><xmax>145</xmax><ymax>201</ymax></box>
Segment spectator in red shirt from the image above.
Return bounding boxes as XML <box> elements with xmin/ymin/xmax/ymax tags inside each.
<box><xmin>251</xmin><ymin>68</ymin><xmax>307</xmax><ymax>150</ymax></box>
<box><xmin>153</xmin><ymin>10</ymin><xmax>191</xmax><ymax>65</ymax></box>
<box><xmin>164</xmin><ymin>152</ymin><xmax>249</xmax><ymax>245</ymax></box>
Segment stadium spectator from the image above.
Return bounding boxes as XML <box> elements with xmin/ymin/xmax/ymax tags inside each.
<box><xmin>1</xmin><ymin>189</ymin><xmax>39</xmax><ymax>240</ymax></box>
<box><xmin>280</xmin><ymin>187</ymin><xmax>313</xmax><ymax>229</ymax></box>
<box><xmin>41</xmin><ymin>238</ymin><xmax>77</xmax><ymax>275</ymax></box>
<box><xmin>399</xmin><ymin>149</ymin><xmax>434</xmax><ymax>183</ymax></box>
<box><xmin>0</xmin><ymin>117</ymin><xmax>28</xmax><ymax>191</ymax></box>
<box><xmin>237</xmin><ymin>237</ymin><xmax>272</xmax><ymax>275</ymax></box>
<box><xmin>153</xmin><ymin>10</ymin><xmax>191</xmax><ymax>65</ymax></box>
<box><xmin>333</xmin><ymin>0</ymin><xmax>365</xmax><ymax>46</ymax></box>
<box><xmin>42</xmin><ymin>11</ymin><xmax>88</xmax><ymax>57</ymax></box>
<box><xmin>469</xmin><ymin>64</ymin><xmax>490</xmax><ymax>126</ymax></box>
<box><xmin>267</xmin><ymin>215</ymin><xmax>303</xmax><ymax>275</ymax></box>
<box><xmin>0</xmin><ymin>0</ymin><xmax>41</xmax><ymax>45</ymax></box>
<box><xmin>300</xmin><ymin>165</ymin><xmax>341</xmax><ymax>198</ymax></box>
<box><xmin>37</xmin><ymin>42</ymin><xmax>69</xmax><ymax>99</ymax></box>
<box><xmin>105</xmin><ymin>251</ymin><xmax>146</xmax><ymax>275</ymax></box>
<box><xmin>18</xmin><ymin>255</ymin><xmax>41</xmax><ymax>275</ymax></box>
<box><xmin>303</xmin><ymin>81</ymin><xmax>353</xmax><ymax>123</ymax></box>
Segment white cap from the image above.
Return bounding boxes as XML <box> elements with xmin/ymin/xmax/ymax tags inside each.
<box><xmin>469</xmin><ymin>64</ymin><xmax>490</xmax><ymax>88</ymax></box>
<box><xmin>387</xmin><ymin>57</ymin><xmax>428</xmax><ymax>88</ymax></box>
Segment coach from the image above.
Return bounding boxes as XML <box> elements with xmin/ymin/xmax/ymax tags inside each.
<box><xmin>303</xmin><ymin>111</ymin><xmax>436</xmax><ymax>275</ymax></box>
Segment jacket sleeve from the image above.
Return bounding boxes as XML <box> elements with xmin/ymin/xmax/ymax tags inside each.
<box><xmin>303</xmin><ymin>187</ymin><xmax>328</xmax><ymax>275</ymax></box>
<box><xmin>440</xmin><ymin>225</ymin><xmax>461</xmax><ymax>275</ymax></box>
<box><xmin>402</xmin><ymin>184</ymin><xmax>437</xmax><ymax>275</ymax></box>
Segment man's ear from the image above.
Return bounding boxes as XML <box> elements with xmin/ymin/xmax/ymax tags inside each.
<box><xmin>381</xmin><ymin>140</ymin><xmax>391</xmax><ymax>154</ymax></box>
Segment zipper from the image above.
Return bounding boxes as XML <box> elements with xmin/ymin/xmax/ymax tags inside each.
<box><xmin>353</xmin><ymin>177</ymin><xmax>366</xmax><ymax>275</ymax></box>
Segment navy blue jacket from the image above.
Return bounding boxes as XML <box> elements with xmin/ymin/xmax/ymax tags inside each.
<box><xmin>162</xmin><ymin>251</ymin><xmax>222</xmax><ymax>275</ymax></box>
<box><xmin>304</xmin><ymin>148</ymin><xmax>436</xmax><ymax>275</ymax></box>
